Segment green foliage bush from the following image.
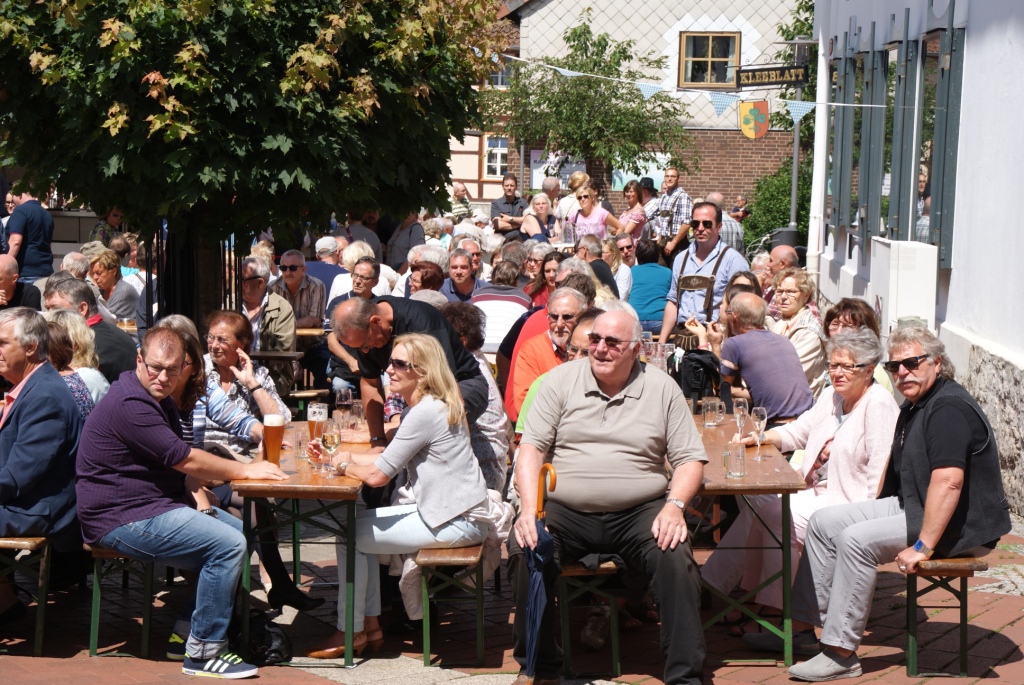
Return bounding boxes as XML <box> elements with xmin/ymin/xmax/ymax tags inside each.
<box><xmin>743</xmin><ymin>157</ymin><xmax>813</xmax><ymax>254</ymax></box>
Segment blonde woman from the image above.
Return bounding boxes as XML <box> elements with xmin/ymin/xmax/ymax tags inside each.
<box><xmin>248</xmin><ymin>240</ymin><xmax>279</xmax><ymax>286</ymax></box>
<box><xmin>772</xmin><ymin>267</ymin><xmax>828</xmax><ymax>397</ymax></box>
<box><xmin>569</xmin><ymin>185</ymin><xmax>623</xmax><ymax>239</ymax></box>
<box><xmin>555</xmin><ymin>170</ymin><xmax>590</xmax><ymax>224</ymax></box>
<box><xmin>307</xmin><ymin>334</ymin><xmax>492</xmax><ymax>660</ymax></box>
<box><xmin>43</xmin><ymin>308</ymin><xmax>109</xmax><ymax>404</ymax></box>
<box><xmin>89</xmin><ymin>248</ymin><xmax>139</xmax><ymax>319</ymax></box>
<box><xmin>601</xmin><ymin>238</ymin><xmax>633</xmax><ymax>301</ymax></box>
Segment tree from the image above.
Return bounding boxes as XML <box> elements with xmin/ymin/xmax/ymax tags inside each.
<box><xmin>770</xmin><ymin>0</ymin><xmax>817</xmax><ymax>153</ymax></box>
<box><xmin>744</xmin><ymin>157</ymin><xmax>813</xmax><ymax>252</ymax></box>
<box><xmin>481</xmin><ymin>10</ymin><xmax>696</xmax><ymax>188</ymax></box>
<box><xmin>0</xmin><ymin>1</ymin><xmax>512</xmax><ymax>237</ymax></box>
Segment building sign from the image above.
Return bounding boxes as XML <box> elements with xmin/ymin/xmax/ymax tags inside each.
<box><xmin>737</xmin><ymin>65</ymin><xmax>808</xmax><ymax>88</ymax></box>
<box><xmin>739</xmin><ymin>101</ymin><xmax>770</xmax><ymax>140</ymax></box>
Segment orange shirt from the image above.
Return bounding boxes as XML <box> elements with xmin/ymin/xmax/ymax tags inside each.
<box><xmin>509</xmin><ymin>332</ymin><xmax>562</xmax><ymax>420</ymax></box>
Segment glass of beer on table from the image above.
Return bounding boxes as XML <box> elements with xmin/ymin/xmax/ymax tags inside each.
<box><xmin>263</xmin><ymin>414</ymin><xmax>285</xmax><ymax>466</ymax></box>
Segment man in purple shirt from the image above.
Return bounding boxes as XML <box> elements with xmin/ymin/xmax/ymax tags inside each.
<box><xmin>716</xmin><ymin>293</ymin><xmax>814</xmax><ymax>426</ymax></box>
<box><xmin>76</xmin><ymin>326</ymin><xmax>286</xmax><ymax>679</ymax></box>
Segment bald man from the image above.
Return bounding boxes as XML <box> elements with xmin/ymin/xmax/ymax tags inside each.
<box><xmin>0</xmin><ymin>254</ymin><xmax>41</xmax><ymax>310</ymax></box>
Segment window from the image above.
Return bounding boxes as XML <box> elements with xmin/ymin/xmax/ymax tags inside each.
<box><xmin>484</xmin><ymin>136</ymin><xmax>508</xmax><ymax>178</ymax></box>
<box><xmin>488</xmin><ymin>64</ymin><xmax>512</xmax><ymax>88</ymax></box>
<box><xmin>677</xmin><ymin>32</ymin><xmax>740</xmax><ymax>88</ymax></box>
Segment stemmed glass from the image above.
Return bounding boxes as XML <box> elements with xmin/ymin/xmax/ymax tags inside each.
<box><xmin>733</xmin><ymin>398</ymin><xmax>749</xmax><ymax>437</ymax></box>
<box><xmin>320</xmin><ymin>418</ymin><xmax>342</xmax><ymax>478</ymax></box>
<box><xmin>751</xmin><ymin>406</ymin><xmax>768</xmax><ymax>461</ymax></box>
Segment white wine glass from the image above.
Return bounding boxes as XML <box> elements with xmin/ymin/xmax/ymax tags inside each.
<box><xmin>321</xmin><ymin>419</ymin><xmax>342</xmax><ymax>477</ymax></box>
<box><xmin>733</xmin><ymin>398</ymin><xmax>749</xmax><ymax>436</ymax></box>
<box><xmin>751</xmin><ymin>406</ymin><xmax>768</xmax><ymax>461</ymax></box>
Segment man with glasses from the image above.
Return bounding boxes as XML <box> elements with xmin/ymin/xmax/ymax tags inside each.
<box><xmin>616</xmin><ymin>233</ymin><xmax>637</xmax><ymax>267</ymax></box>
<box><xmin>77</xmin><ymin>326</ymin><xmax>287</xmax><ymax>679</ymax></box>
<box><xmin>271</xmin><ymin>249</ymin><xmax>328</xmax><ymax>389</ymax></box>
<box><xmin>331</xmin><ymin>295</ymin><xmax>486</xmax><ymax>450</ymax></box>
<box><xmin>0</xmin><ymin>308</ymin><xmax>84</xmax><ymax>622</ymax></box>
<box><xmin>508</xmin><ymin>287</ymin><xmax>586</xmax><ymax>419</ymax></box>
<box><xmin>714</xmin><ymin>292</ymin><xmax>812</xmax><ymax>427</ymax></box>
<box><xmin>659</xmin><ymin>202</ymin><xmax>749</xmax><ymax>346</ymax></box>
<box><xmin>508</xmin><ymin>310</ymin><xmax>708</xmax><ymax>685</ymax></box>
<box><xmin>781</xmin><ymin>324</ymin><xmax>1011</xmax><ymax>681</ymax></box>
<box><xmin>456</xmin><ymin>237</ymin><xmax>491</xmax><ymax>281</ymax></box>
<box><xmin>240</xmin><ymin>256</ymin><xmax>295</xmax><ymax>397</ymax></box>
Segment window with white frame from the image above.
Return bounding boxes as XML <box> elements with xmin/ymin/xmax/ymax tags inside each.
<box><xmin>677</xmin><ymin>32</ymin><xmax>740</xmax><ymax>88</ymax></box>
<box><xmin>488</xmin><ymin>64</ymin><xmax>512</xmax><ymax>88</ymax></box>
<box><xmin>484</xmin><ymin>136</ymin><xmax>508</xmax><ymax>178</ymax></box>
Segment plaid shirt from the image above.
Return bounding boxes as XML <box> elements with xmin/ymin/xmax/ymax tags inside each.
<box><xmin>719</xmin><ymin>215</ymin><xmax>745</xmax><ymax>253</ymax></box>
<box><xmin>654</xmin><ymin>187</ymin><xmax>694</xmax><ymax>239</ymax></box>
<box><xmin>383</xmin><ymin>392</ymin><xmax>407</xmax><ymax>423</ymax></box>
<box><xmin>271</xmin><ymin>274</ymin><xmax>326</xmax><ymax>349</ymax></box>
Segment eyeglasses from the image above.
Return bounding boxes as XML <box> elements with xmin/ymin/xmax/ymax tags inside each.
<box><xmin>547</xmin><ymin>312</ymin><xmax>578</xmax><ymax>323</ymax></box>
<box><xmin>618</xmin><ymin>244</ymin><xmax>634</xmax><ymax>251</ymax></box>
<box><xmin>279</xmin><ymin>264</ymin><xmax>303</xmax><ymax>272</ymax></box>
<box><xmin>142</xmin><ymin>359</ymin><xmax>188</xmax><ymax>379</ymax></box>
<box><xmin>567</xmin><ymin>343</ymin><xmax>590</xmax><ymax>358</ymax></box>
<box><xmin>689</xmin><ymin>219</ymin><xmax>715</xmax><ymax>230</ymax></box>
<box><xmin>587</xmin><ymin>333</ymin><xmax>638</xmax><ymax>350</ymax></box>
<box><xmin>3</xmin><ymin>201</ymin><xmax>14</xmax><ymax>207</ymax></box>
<box><xmin>352</xmin><ymin>273</ymin><xmax>375</xmax><ymax>282</ymax></box>
<box><xmin>828</xmin><ymin>362</ymin><xmax>868</xmax><ymax>374</ymax></box>
<box><xmin>526</xmin><ymin>258</ymin><xmax>542</xmax><ymax>264</ymax></box>
<box><xmin>828</xmin><ymin>319</ymin><xmax>853</xmax><ymax>331</ymax></box>
<box><xmin>206</xmin><ymin>334</ymin><xmax>234</xmax><ymax>346</ymax></box>
<box><xmin>775</xmin><ymin>289</ymin><xmax>801</xmax><ymax>298</ymax></box>
<box><xmin>388</xmin><ymin>357</ymin><xmax>416</xmax><ymax>372</ymax></box>
<box><xmin>576</xmin><ymin>194</ymin><xmax>592</xmax><ymax>200</ymax></box>
<box><xmin>882</xmin><ymin>354</ymin><xmax>930</xmax><ymax>374</ymax></box>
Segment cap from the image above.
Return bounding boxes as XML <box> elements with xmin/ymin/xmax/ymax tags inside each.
<box><xmin>471</xmin><ymin>210</ymin><xmax>489</xmax><ymax>223</ymax></box>
<box><xmin>315</xmin><ymin>236</ymin><xmax>339</xmax><ymax>256</ymax></box>
<box><xmin>79</xmin><ymin>240</ymin><xmax>106</xmax><ymax>256</ymax></box>
<box><xmin>639</xmin><ymin>177</ymin><xmax>656</xmax><ymax>191</ymax></box>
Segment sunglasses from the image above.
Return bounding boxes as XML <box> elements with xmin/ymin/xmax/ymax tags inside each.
<box><xmin>389</xmin><ymin>357</ymin><xmax>416</xmax><ymax>372</ymax></box>
<box><xmin>576</xmin><ymin>194</ymin><xmax>592</xmax><ymax>200</ymax></box>
<box><xmin>882</xmin><ymin>354</ymin><xmax>930</xmax><ymax>374</ymax></box>
<box><xmin>689</xmin><ymin>219</ymin><xmax>715</xmax><ymax>230</ymax></box>
<box><xmin>587</xmin><ymin>333</ymin><xmax>637</xmax><ymax>350</ymax></box>
<box><xmin>547</xmin><ymin>312</ymin><xmax>577</xmax><ymax>323</ymax></box>
<box><xmin>279</xmin><ymin>264</ymin><xmax>303</xmax><ymax>272</ymax></box>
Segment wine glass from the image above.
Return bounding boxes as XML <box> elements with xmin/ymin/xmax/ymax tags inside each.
<box><xmin>320</xmin><ymin>419</ymin><xmax>342</xmax><ymax>478</ymax></box>
<box><xmin>733</xmin><ymin>398</ymin><xmax>749</xmax><ymax>436</ymax></box>
<box><xmin>751</xmin><ymin>406</ymin><xmax>768</xmax><ymax>461</ymax></box>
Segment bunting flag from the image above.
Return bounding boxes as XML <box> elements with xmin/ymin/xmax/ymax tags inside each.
<box><xmin>552</xmin><ymin>67</ymin><xmax>583</xmax><ymax>78</ymax></box>
<box><xmin>636</xmin><ymin>82</ymin><xmax>663</xmax><ymax>100</ymax></box>
<box><xmin>708</xmin><ymin>92</ymin><xmax>740</xmax><ymax>116</ymax></box>
<box><xmin>784</xmin><ymin>100</ymin><xmax>816</xmax><ymax>124</ymax></box>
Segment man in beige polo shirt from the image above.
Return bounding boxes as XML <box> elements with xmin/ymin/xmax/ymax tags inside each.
<box><xmin>508</xmin><ymin>310</ymin><xmax>708</xmax><ymax>685</ymax></box>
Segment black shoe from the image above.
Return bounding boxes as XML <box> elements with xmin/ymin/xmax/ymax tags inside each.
<box><xmin>383</xmin><ymin>616</ymin><xmax>422</xmax><ymax>635</ymax></box>
<box><xmin>0</xmin><ymin>600</ymin><xmax>27</xmax><ymax>625</ymax></box>
<box><xmin>267</xmin><ymin>586</ymin><xmax>324</xmax><ymax>612</ymax></box>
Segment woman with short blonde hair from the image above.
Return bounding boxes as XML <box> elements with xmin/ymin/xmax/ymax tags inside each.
<box><xmin>43</xmin><ymin>308</ymin><xmax>108</xmax><ymax>403</ymax></box>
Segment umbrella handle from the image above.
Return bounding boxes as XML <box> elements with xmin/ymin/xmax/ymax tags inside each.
<box><xmin>536</xmin><ymin>464</ymin><xmax>556</xmax><ymax>518</ymax></box>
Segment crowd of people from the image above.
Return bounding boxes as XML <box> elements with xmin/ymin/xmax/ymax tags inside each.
<box><xmin>0</xmin><ymin>174</ymin><xmax>1011</xmax><ymax>685</ymax></box>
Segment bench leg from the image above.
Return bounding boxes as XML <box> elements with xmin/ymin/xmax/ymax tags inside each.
<box><xmin>906</xmin><ymin>574</ymin><xmax>919</xmax><ymax>676</ymax></box>
<box><xmin>959</xmin><ymin>576</ymin><xmax>968</xmax><ymax>677</ymax></box>
<box><xmin>33</xmin><ymin>542</ymin><xmax>51</xmax><ymax>657</ymax></box>
<box><xmin>475</xmin><ymin>562</ymin><xmax>484</xmax><ymax>667</ymax></box>
<box><xmin>422</xmin><ymin>569</ymin><xmax>432</xmax><ymax>667</ymax></box>
<box><xmin>141</xmin><ymin>560</ymin><xmax>154</xmax><ymax>659</ymax></box>
<box><xmin>90</xmin><ymin>557</ymin><xmax>103</xmax><ymax>657</ymax></box>
<box><xmin>558</xmin><ymin>578</ymin><xmax>572</xmax><ymax>679</ymax></box>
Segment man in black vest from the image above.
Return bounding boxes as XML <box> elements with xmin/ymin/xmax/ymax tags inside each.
<box><xmin>753</xmin><ymin>324</ymin><xmax>1012</xmax><ymax>681</ymax></box>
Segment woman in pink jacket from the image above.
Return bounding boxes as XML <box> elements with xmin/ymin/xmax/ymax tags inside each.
<box><xmin>701</xmin><ymin>327</ymin><xmax>898</xmax><ymax>634</ymax></box>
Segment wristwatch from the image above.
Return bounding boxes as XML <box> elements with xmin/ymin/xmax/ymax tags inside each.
<box><xmin>198</xmin><ymin>508</ymin><xmax>218</xmax><ymax>518</ymax></box>
<box><xmin>666</xmin><ymin>498</ymin><xmax>687</xmax><ymax>510</ymax></box>
<box><xmin>913</xmin><ymin>539</ymin><xmax>935</xmax><ymax>558</ymax></box>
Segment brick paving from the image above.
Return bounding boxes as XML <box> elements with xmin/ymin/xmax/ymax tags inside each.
<box><xmin>3</xmin><ymin>532</ymin><xmax>1024</xmax><ymax>684</ymax></box>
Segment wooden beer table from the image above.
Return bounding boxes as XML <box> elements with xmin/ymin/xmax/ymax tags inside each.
<box><xmin>697</xmin><ymin>420</ymin><xmax>806</xmax><ymax>666</ymax></box>
<box><xmin>232</xmin><ymin>421</ymin><xmax>368</xmax><ymax>666</ymax></box>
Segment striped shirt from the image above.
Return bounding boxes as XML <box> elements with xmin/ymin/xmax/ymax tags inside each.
<box><xmin>271</xmin><ymin>274</ymin><xmax>326</xmax><ymax>349</ymax></box>
<box><xmin>654</xmin><ymin>187</ymin><xmax>694</xmax><ymax>239</ymax></box>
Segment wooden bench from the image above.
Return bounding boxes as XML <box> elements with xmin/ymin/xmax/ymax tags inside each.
<box><xmin>0</xmin><ymin>537</ymin><xmax>51</xmax><ymax>656</ymax></box>
<box><xmin>84</xmin><ymin>544</ymin><xmax>155</xmax><ymax>659</ymax></box>
<box><xmin>288</xmin><ymin>388</ymin><xmax>331</xmax><ymax>420</ymax></box>
<box><xmin>415</xmin><ymin>545</ymin><xmax>485</xmax><ymax>667</ymax></box>
<box><xmin>906</xmin><ymin>557</ymin><xmax>989</xmax><ymax>676</ymax></box>
<box><xmin>558</xmin><ymin>560</ymin><xmax>621</xmax><ymax>679</ymax></box>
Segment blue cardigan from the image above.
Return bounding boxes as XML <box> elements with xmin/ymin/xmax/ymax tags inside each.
<box><xmin>0</xmin><ymin>362</ymin><xmax>83</xmax><ymax>551</ymax></box>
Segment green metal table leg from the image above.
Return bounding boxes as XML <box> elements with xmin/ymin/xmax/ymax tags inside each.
<box><xmin>781</xmin><ymin>493</ymin><xmax>793</xmax><ymax>667</ymax></box>
<box><xmin>609</xmin><ymin>593</ymin><xmax>620</xmax><ymax>676</ymax></box>
<box><xmin>292</xmin><ymin>499</ymin><xmax>301</xmax><ymax>586</ymax></box>
<box><xmin>34</xmin><ymin>542</ymin><xmax>50</xmax><ymax>657</ymax></box>
<box><xmin>959</xmin><ymin>576</ymin><xmax>968</xmax><ymax>676</ymax></box>
<box><xmin>422</xmin><ymin>569</ymin><xmax>432</xmax><ymax>666</ymax></box>
<box><xmin>90</xmin><ymin>556</ymin><xmax>102</xmax><ymax>657</ymax></box>
<box><xmin>141</xmin><ymin>560</ymin><xmax>154</xmax><ymax>659</ymax></box>
<box><xmin>241</xmin><ymin>498</ymin><xmax>253</xmax><ymax>660</ymax></box>
<box><xmin>906</xmin><ymin>574</ymin><xmax>918</xmax><ymax>676</ymax></box>
<box><xmin>476</xmin><ymin>562</ymin><xmax>485</xmax><ymax>666</ymax></box>
<box><xmin>558</xmin><ymin>578</ymin><xmax>572</xmax><ymax>678</ymax></box>
<box><xmin>345</xmin><ymin>499</ymin><xmax>355</xmax><ymax>668</ymax></box>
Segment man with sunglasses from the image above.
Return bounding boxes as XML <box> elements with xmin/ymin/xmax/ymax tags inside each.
<box><xmin>270</xmin><ymin>249</ymin><xmax>329</xmax><ymax>389</ymax></box>
<box><xmin>616</xmin><ymin>233</ymin><xmax>637</xmax><ymax>267</ymax></box>
<box><xmin>779</xmin><ymin>324</ymin><xmax>1011</xmax><ymax>682</ymax></box>
<box><xmin>77</xmin><ymin>326</ymin><xmax>287</xmax><ymax>679</ymax></box>
<box><xmin>508</xmin><ymin>287</ymin><xmax>586</xmax><ymax>419</ymax></box>
<box><xmin>659</xmin><ymin>201</ymin><xmax>749</xmax><ymax>346</ymax></box>
<box><xmin>510</xmin><ymin>310</ymin><xmax>708</xmax><ymax>685</ymax></box>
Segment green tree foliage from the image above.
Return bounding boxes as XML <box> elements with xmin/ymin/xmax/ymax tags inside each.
<box><xmin>0</xmin><ymin>1</ymin><xmax>511</xmax><ymax>237</ymax></box>
<box><xmin>481</xmin><ymin>10</ymin><xmax>697</xmax><ymax>181</ymax></box>
<box><xmin>770</xmin><ymin>0</ymin><xmax>816</xmax><ymax>154</ymax></box>
<box><xmin>743</xmin><ymin>157</ymin><xmax>813</xmax><ymax>253</ymax></box>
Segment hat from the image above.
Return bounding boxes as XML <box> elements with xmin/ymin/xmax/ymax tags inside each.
<box><xmin>79</xmin><ymin>240</ymin><xmax>106</xmax><ymax>257</ymax></box>
<box><xmin>639</xmin><ymin>177</ymin><xmax>656</xmax><ymax>192</ymax></box>
<box><xmin>315</xmin><ymin>236</ymin><xmax>339</xmax><ymax>256</ymax></box>
<box><xmin>471</xmin><ymin>210</ymin><xmax>489</xmax><ymax>224</ymax></box>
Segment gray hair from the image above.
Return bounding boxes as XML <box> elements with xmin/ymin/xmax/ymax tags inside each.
<box><xmin>594</xmin><ymin>310</ymin><xmax>643</xmax><ymax>350</ymax></box>
<box><xmin>529</xmin><ymin>243</ymin><xmax>556</xmax><ymax>261</ymax></box>
<box><xmin>44</xmin><ymin>277</ymin><xmax>99</xmax><ymax>316</ymax></box>
<box><xmin>62</xmin><ymin>252</ymin><xmax>91</xmax><ymax>278</ymax></box>
<box><xmin>887</xmin><ymin>323</ymin><xmax>955</xmax><ymax>379</ymax></box>
<box><xmin>0</xmin><ymin>307</ymin><xmax>48</xmax><ymax>361</ymax></box>
<box><xmin>577</xmin><ymin>234</ymin><xmax>602</xmax><ymax>255</ymax></box>
<box><xmin>456</xmin><ymin>237</ymin><xmax>481</xmax><ymax>252</ymax></box>
<box><xmin>827</xmin><ymin>327</ymin><xmax>883</xmax><ymax>368</ymax></box>
<box><xmin>541</xmin><ymin>177</ymin><xmax>560</xmax><ymax>193</ymax></box>
<box><xmin>417</xmin><ymin>243</ymin><xmax>450</xmax><ymax>272</ymax></box>
<box><xmin>421</xmin><ymin>218</ymin><xmax>444</xmax><ymax>240</ymax></box>
<box><xmin>280</xmin><ymin>249</ymin><xmax>305</xmax><ymax>265</ymax></box>
<box><xmin>332</xmin><ymin>297</ymin><xmax>376</xmax><ymax>338</ymax></box>
<box><xmin>242</xmin><ymin>255</ymin><xmax>270</xmax><ymax>280</ymax></box>
<box><xmin>499</xmin><ymin>241</ymin><xmax>528</xmax><ymax>269</ymax></box>
<box><xmin>600</xmin><ymin>299</ymin><xmax>639</xmax><ymax>321</ymax></box>
<box><xmin>556</xmin><ymin>257</ymin><xmax>594</xmax><ymax>279</ymax></box>
<box><xmin>750</xmin><ymin>251</ymin><xmax>770</xmax><ymax>273</ymax></box>
<box><xmin>548</xmin><ymin>286</ymin><xmax>588</xmax><ymax>311</ymax></box>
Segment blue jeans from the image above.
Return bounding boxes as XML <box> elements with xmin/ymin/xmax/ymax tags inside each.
<box><xmin>100</xmin><ymin>506</ymin><xmax>245</xmax><ymax>660</ymax></box>
<box><xmin>640</xmin><ymin>320</ymin><xmax>663</xmax><ymax>335</ymax></box>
